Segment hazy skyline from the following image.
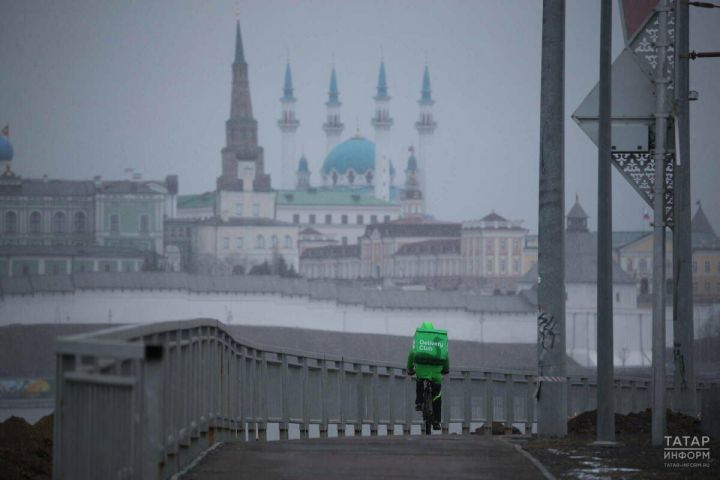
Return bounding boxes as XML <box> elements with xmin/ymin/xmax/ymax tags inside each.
<box><xmin>1</xmin><ymin>0</ymin><xmax>718</xmax><ymax>233</ymax></box>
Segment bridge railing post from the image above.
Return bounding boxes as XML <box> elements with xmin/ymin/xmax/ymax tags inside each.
<box><xmin>142</xmin><ymin>345</ymin><xmax>164</xmax><ymax>480</ymax></box>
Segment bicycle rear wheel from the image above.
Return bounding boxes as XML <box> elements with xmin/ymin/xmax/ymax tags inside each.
<box><xmin>422</xmin><ymin>381</ymin><xmax>433</xmax><ymax>435</ymax></box>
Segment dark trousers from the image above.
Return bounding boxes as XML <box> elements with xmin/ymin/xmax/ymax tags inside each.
<box><xmin>415</xmin><ymin>380</ymin><xmax>442</xmax><ymax>422</ymax></box>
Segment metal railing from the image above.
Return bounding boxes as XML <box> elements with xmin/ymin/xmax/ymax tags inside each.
<box><xmin>53</xmin><ymin>318</ymin><xmax>719</xmax><ymax>479</ymax></box>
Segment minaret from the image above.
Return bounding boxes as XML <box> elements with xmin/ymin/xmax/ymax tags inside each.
<box><xmin>371</xmin><ymin>61</ymin><xmax>393</xmax><ymax>202</ymax></box>
<box><xmin>401</xmin><ymin>146</ymin><xmax>424</xmax><ymax>219</ymax></box>
<box><xmin>322</xmin><ymin>66</ymin><xmax>344</xmax><ymax>155</ymax></box>
<box><xmin>415</xmin><ymin>65</ymin><xmax>436</xmax><ymax>213</ymax></box>
<box><xmin>218</xmin><ymin>21</ymin><xmax>269</xmax><ymax>192</ymax></box>
<box><xmin>296</xmin><ymin>154</ymin><xmax>311</xmax><ymax>191</ymax></box>
<box><xmin>278</xmin><ymin>62</ymin><xmax>299</xmax><ymax>190</ymax></box>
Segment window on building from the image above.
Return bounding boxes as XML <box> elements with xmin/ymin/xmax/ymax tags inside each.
<box><xmin>235</xmin><ymin>202</ymin><xmax>243</xmax><ymax>216</ymax></box>
<box><xmin>271</xmin><ymin>235</ymin><xmax>278</xmax><ymax>248</ymax></box>
<box><xmin>371</xmin><ymin>215</ymin><xmax>378</xmax><ymax>224</ymax></box>
<box><xmin>73</xmin><ymin>211</ymin><xmax>86</xmax><ymax>233</ymax></box>
<box><xmin>512</xmin><ymin>238</ymin><xmax>521</xmax><ymax>255</ymax></box>
<box><xmin>486</xmin><ymin>258</ymin><xmax>494</xmax><ymax>273</ymax></box>
<box><xmin>124</xmin><ymin>263</ymin><xmax>132</xmax><ymax>272</ymax></box>
<box><xmin>104</xmin><ymin>264</ymin><xmax>111</xmax><ymax>272</ymax></box>
<box><xmin>639</xmin><ymin>259</ymin><xmax>648</xmax><ymax>274</ymax></box>
<box><xmin>52</xmin><ymin>264</ymin><xmax>60</xmax><ymax>275</ymax></box>
<box><xmin>293</xmin><ymin>214</ymin><xmax>300</xmax><ymax>224</ymax></box>
<box><xmin>383</xmin><ymin>215</ymin><xmax>390</xmax><ymax>223</ymax></box>
<box><xmin>512</xmin><ymin>259</ymin><xmax>520</xmax><ymax>274</ymax></box>
<box><xmin>4</xmin><ymin>211</ymin><xmax>17</xmax><ymax>234</ymax></box>
<box><xmin>693</xmin><ymin>261</ymin><xmax>697</xmax><ymax>273</ymax></box>
<box><xmin>325</xmin><ymin>214</ymin><xmax>332</xmax><ymax>224</ymax></box>
<box><xmin>52</xmin><ymin>212</ymin><xmax>66</xmax><ymax>234</ymax></box>
<box><xmin>110</xmin><ymin>214</ymin><xmax>119</xmax><ymax>234</ymax></box>
<box><xmin>223</xmin><ymin>237</ymin><xmax>229</xmax><ymax>249</ymax></box>
<box><xmin>342</xmin><ymin>236</ymin><xmax>348</xmax><ymax>245</ymax></box>
<box><xmin>284</xmin><ymin>235</ymin><xmax>292</xmax><ymax>248</ymax></box>
<box><xmin>500</xmin><ymin>258</ymin><xmax>507</xmax><ymax>274</ymax></box>
<box><xmin>252</xmin><ymin>203</ymin><xmax>260</xmax><ymax>217</ymax></box>
<box><xmin>256</xmin><ymin>235</ymin><xmax>265</xmax><ymax>249</ymax></box>
<box><xmin>706</xmin><ymin>281</ymin><xmax>711</xmax><ymax>292</ymax></box>
<box><xmin>140</xmin><ymin>215</ymin><xmax>149</xmax><ymax>234</ymax></box>
<box><xmin>640</xmin><ymin>278</ymin><xmax>649</xmax><ymax>294</ymax></box>
<box><xmin>22</xmin><ymin>265</ymin><xmax>29</xmax><ymax>275</ymax></box>
<box><xmin>29</xmin><ymin>211</ymin><xmax>42</xmax><ymax>234</ymax></box>
<box><xmin>357</xmin><ymin>214</ymin><xmax>364</xmax><ymax>225</ymax></box>
<box><xmin>79</xmin><ymin>264</ymin><xmax>86</xmax><ymax>273</ymax></box>
<box><xmin>236</xmin><ymin>237</ymin><xmax>244</xmax><ymax>249</ymax></box>
<box><xmin>341</xmin><ymin>215</ymin><xmax>348</xmax><ymax>225</ymax></box>
<box><xmin>705</xmin><ymin>261</ymin><xmax>711</xmax><ymax>273</ymax></box>
<box><xmin>309</xmin><ymin>214</ymin><xmax>316</xmax><ymax>225</ymax></box>
<box><xmin>625</xmin><ymin>258</ymin><xmax>633</xmax><ymax>271</ymax></box>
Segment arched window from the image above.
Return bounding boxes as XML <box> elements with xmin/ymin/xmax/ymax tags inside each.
<box><xmin>139</xmin><ymin>214</ymin><xmax>149</xmax><ymax>234</ymax></box>
<box><xmin>29</xmin><ymin>211</ymin><xmax>42</xmax><ymax>234</ymax></box>
<box><xmin>271</xmin><ymin>235</ymin><xmax>278</xmax><ymax>248</ymax></box>
<box><xmin>73</xmin><ymin>211</ymin><xmax>86</xmax><ymax>233</ymax></box>
<box><xmin>284</xmin><ymin>235</ymin><xmax>292</xmax><ymax>248</ymax></box>
<box><xmin>110</xmin><ymin>214</ymin><xmax>119</xmax><ymax>233</ymax></box>
<box><xmin>638</xmin><ymin>259</ymin><xmax>648</xmax><ymax>274</ymax></box>
<box><xmin>52</xmin><ymin>212</ymin><xmax>66</xmax><ymax>234</ymax></box>
<box><xmin>4</xmin><ymin>211</ymin><xmax>17</xmax><ymax>234</ymax></box>
<box><xmin>256</xmin><ymin>235</ymin><xmax>265</xmax><ymax>249</ymax></box>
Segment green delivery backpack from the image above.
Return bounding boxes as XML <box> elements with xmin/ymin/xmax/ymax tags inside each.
<box><xmin>412</xmin><ymin>324</ymin><xmax>448</xmax><ymax>365</ymax></box>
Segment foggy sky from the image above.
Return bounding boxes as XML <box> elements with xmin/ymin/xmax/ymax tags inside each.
<box><xmin>1</xmin><ymin>0</ymin><xmax>718</xmax><ymax>233</ymax></box>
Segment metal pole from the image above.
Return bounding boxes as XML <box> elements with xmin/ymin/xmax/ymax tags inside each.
<box><xmin>673</xmin><ymin>0</ymin><xmax>697</xmax><ymax>417</ymax></box>
<box><xmin>537</xmin><ymin>0</ymin><xmax>567</xmax><ymax>437</ymax></box>
<box><xmin>652</xmin><ymin>0</ymin><xmax>670</xmax><ymax>447</ymax></box>
<box><xmin>596</xmin><ymin>0</ymin><xmax>614</xmax><ymax>444</ymax></box>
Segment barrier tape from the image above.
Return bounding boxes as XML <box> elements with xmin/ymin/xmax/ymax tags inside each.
<box><xmin>537</xmin><ymin>376</ymin><xmax>567</xmax><ymax>383</ymax></box>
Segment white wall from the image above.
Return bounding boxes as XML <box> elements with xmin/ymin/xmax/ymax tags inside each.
<box><xmin>3</xmin><ymin>289</ymin><xmax>714</xmax><ymax>368</ymax></box>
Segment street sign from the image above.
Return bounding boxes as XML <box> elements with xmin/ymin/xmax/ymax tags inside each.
<box><xmin>572</xmin><ymin>49</ymin><xmax>654</xmax><ymax>151</ymax></box>
<box><xmin>571</xmin><ymin>1</ymin><xmax>676</xmax><ymax>227</ymax></box>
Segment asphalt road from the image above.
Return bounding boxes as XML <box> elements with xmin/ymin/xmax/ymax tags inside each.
<box><xmin>181</xmin><ymin>435</ymin><xmax>545</xmax><ymax>480</ymax></box>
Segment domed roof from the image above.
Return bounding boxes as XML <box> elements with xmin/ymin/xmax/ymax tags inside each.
<box><xmin>322</xmin><ymin>136</ymin><xmax>375</xmax><ymax>175</ymax></box>
<box><xmin>0</xmin><ymin>136</ymin><xmax>13</xmax><ymax>162</ymax></box>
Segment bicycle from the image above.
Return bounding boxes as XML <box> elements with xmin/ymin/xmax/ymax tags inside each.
<box><xmin>413</xmin><ymin>378</ymin><xmax>440</xmax><ymax>435</ymax></box>
<box><xmin>420</xmin><ymin>378</ymin><xmax>435</xmax><ymax>435</ymax></box>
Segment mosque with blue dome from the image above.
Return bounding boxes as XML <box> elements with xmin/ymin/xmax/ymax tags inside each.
<box><xmin>277</xmin><ymin>55</ymin><xmax>436</xmax><ymax>221</ymax></box>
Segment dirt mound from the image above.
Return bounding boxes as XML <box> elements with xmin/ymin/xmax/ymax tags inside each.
<box><xmin>0</xmin><ymin>414</ymin><xmax>53</xmax><ymax>480</ymax></box>
<box><xmin>568</xmin><ymin>408</ymin><xmax>703</xmax><ymax>436</ymax></box>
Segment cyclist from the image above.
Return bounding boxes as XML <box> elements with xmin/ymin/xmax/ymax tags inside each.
<box><xmin>406</xmin><ymin>321</ymin><xmax>449</xmax><ymax>430</ymax></box>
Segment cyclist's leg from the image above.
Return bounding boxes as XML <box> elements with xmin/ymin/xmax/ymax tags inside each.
<box><xmin>431</xmin><ymin>382</ymin><xmax>442</xmax><ymax>426</ymax></box>
<box><xmin>415</xmin><ymin>378</ymin><xmax>423</xmax><ymax>409</ymax></box>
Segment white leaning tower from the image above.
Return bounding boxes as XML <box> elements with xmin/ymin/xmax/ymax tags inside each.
<box><xmin>371</xmin><ymin>61</ymin><xmax>393</xmax><ymax>202</ymax></box>
<box><xmin>322</xmin><ymin>66</ymin><xmax>344</xmax><ymax>156</ymax></box>
<box><xmin>415</xmin><ymin>65</ymin><xmax>436</xmax><ymax>214</ymax></box>
<box><xmin>278</xmin><ymin>62</ymin><xmax>299</xmax><ymax>190</ymax></box>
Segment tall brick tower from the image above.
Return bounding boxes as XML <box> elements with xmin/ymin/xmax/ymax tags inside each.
<box><xmin>217</xmin><ymin>21</ymin><xmax>270</xmax><ymax>192</ymax></box>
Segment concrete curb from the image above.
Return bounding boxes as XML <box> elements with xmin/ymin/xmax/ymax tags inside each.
<box><xmin>500</xmin><ymin>438</ymin><xmax>556</xmax><ymax>480</ymax></box>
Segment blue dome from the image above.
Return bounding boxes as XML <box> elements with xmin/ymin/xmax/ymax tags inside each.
<box><xmin>322</xmin><ymin>136</ymin><xmax>375</xmax><ymax>175</ymax></box>
<box><xmin>0</xmin><ymin>136</ymin><xmax>13</xmax><ymax>162</ymax></box>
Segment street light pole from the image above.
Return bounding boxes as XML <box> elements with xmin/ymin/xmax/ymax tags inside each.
<box><xmin>673</xmin><ymin>0</ymin><xmax>697</xmax><ymax>419</ymax></box>
<box><xmin>596</xmin><ymin>0</ymin><xmax>614</xmax><ymax>444</ymax></box>
<box><xmin>651</xmin><ymin>0</ymin><xmax>670</xmax><ymax>447</ymax></box>
<box><xmin>537</xmin><ymin>0</ymin><xmax>567</xmax><ymax>437</ymax></box>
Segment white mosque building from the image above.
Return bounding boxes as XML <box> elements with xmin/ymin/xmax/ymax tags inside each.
<box><xmin>273</xmin><ymin>59</ymin><xmax>437</xmax><ymax>238</ymax></box>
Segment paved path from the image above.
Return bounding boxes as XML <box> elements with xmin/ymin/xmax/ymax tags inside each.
<box><xmin>181</xmin><ymin>435</ymin><xmax>544</xmax><ymax>480</ymax></box>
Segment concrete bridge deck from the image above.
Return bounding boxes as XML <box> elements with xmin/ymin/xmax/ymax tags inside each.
<box><xmin>181</xmin><ymin>435</ymin><xmax>544</xmax><ymax>480</ymax></box>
